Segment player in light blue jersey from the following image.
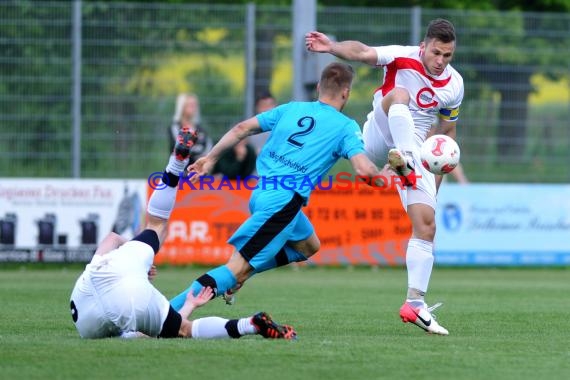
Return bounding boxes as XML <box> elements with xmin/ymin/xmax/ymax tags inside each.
<box><xmin>169</xmin><ymin>62</ymin><xmax>392</xmax><ymax>309</ymax></box>
<box><xmin>254</xmin><ymin>99</ymin><xmax>364</xmax><ymax>199</ymax></box>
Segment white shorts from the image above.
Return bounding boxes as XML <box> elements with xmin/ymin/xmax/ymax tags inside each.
<box><xmin>363</xmin><ymin>106</ymin><xmax>436</xmax><ymax>211</ymax></box>
<box><xmin>70</xmin><ymin>240</ymin><xmax>170</xmax><ymax>339</ymax></box>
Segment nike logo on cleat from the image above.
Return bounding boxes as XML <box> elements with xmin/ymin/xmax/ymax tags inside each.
<box><xmin>416</xmin><ymin>313</ymin><xmax>432</xmax><ymax>327</ymax></box>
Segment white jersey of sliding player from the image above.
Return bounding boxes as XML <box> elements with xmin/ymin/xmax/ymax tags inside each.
<box><xmin>70</xmin><ymin>240</ymin><xmax>170</xmax><ymax>339</ymax></box>
<box><xmin>366</xmin><ymin>45</ymin><xmax>464</xmax><ymax>146</ymax></box>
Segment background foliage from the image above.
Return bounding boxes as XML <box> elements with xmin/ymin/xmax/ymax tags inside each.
<box><xmin>0</xmin><ymin>1</ymin><xmax>568</xmax><ymax>182</ymax></box>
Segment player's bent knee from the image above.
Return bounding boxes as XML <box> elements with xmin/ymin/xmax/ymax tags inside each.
<box><xmin>290</xmin><ymin>234</ymin><xmax>320</xmax><ymax>258</ymax></box>
<box><xmin>306</xmin><ymin>235</ymin><xmax>320</xmax><ymax>257</ymax></box>
<box><xmin>305</xmin><ymin>242</ymin><xmax>320</xmax><ymax>258</ymax></box>
<box><xmin>389</xmin><ymin>87</ymin><xmax>410</xmax><ymax>102</ymax></box>
<box><xmin>382</xmin><ymin>87</ymin><xmax>410</xmax><ymax>112</ymax></box>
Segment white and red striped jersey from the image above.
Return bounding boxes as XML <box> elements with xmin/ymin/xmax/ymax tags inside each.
<box><xmin>370</xmin><ymin>45</ymin><xmax>464</xmax><ymax>142</ymax></box>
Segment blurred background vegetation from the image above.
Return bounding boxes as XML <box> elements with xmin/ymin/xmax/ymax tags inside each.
<box><xmin>0</xmin><ymin>0</ymin><xmax>568</xmax><ymax>182</ymax></box>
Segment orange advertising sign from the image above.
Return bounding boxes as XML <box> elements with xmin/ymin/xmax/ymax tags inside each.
<box><xmin>303</xmin><ymin>187</ymin><xmax>411</xmax><ymax>266</ymax></box>
<box><xmin>154</xmin><ymin>182</ymin><xmax>411</xmax><ymax>266</ymax></box>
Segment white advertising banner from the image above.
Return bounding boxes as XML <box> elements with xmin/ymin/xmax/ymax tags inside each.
<box><xmin>435</xmin><ymin>184</ymin><xmax>570</xmax><ymax>265</ymax></box>
<box><xmin>0</xmin><ymin>179</ymin><xmax>147</xmax><ymax>261</ymax></box>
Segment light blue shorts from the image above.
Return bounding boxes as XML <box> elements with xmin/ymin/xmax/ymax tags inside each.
<box><xmin>228</xmin><ymin>189</ymin><xmax>313</xmax><ymax>270</ymax></box>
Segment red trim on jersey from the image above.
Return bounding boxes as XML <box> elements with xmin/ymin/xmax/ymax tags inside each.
<box><xmin>376</xmin><ymin>57</ymin><xmax>452</xmax><ymax>96</ymax></box>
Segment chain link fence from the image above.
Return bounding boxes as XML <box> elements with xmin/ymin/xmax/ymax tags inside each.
<box><xmin>1</xmin><ymin>1</ymin><xmax>569</xmax><ymax>181</ymax></box>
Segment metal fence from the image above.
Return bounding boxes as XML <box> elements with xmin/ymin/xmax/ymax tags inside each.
<box><xmin>0</xmin><ymin>1</ymin><xmax>569</xmax><ymax>182</ymax></box>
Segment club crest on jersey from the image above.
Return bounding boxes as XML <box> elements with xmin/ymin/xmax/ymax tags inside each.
<box><xmin>416</xmin><ymin>87</ymin><xmax>438</xmax><ymax>108</ymax></box>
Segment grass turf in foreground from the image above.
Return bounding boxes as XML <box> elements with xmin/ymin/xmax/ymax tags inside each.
<box><xmin>0</xmin><ymin>266</ymin><xmax>569</xmax><ymax>380</ymax></box>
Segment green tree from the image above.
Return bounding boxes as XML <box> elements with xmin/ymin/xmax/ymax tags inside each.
<box><xmin>0</xmin><ymin>1</ymin><xmax>73</xmax><ymax>176</ymax></box>
<box><xmin>153</xmin><ymin>0</ymin><xmax>570</xmax><ymax>156</ymax></box>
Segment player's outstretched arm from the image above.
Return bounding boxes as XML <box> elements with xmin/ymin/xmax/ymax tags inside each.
<box><xmin>187</xmin><ymin>156</ymin><xmax>214</xmax><ymax>182</ymax></box>
<box><xmin>450</xmin><ymin>162</ymin><xmax>469</xmax><ymax>184</ymax></box>
<box><xmin>178</xmin><ymin>287</ymin><xmax>214</xmax><ymax>320</ymax></box>
<box><xmin>349</xmin><ymin>153</ymin><xmax>393</xmax><ymax>187</ymax></box>
<box><xmin>305</xmin><ymin>31</ymin><xmax>378</xmax><ymax>66</ymax></box>
<box><xmin>147</xmin><ymin>265</ymin><xmax>157</xmax><ymax>282</ymax></box>
<box><xmin>93</xmin><ymin>232</ymin><xmax>128</xmax><ymax>256</ymax></box>
<box><xmin>119</xmin><ymin>331</ymin><xmax>151</xmax><ymax>339</ymax></box>
<box><xmin>188</xmin><ymin>117</ymin><xmax>261</xmax><ymax>179</ymax></box>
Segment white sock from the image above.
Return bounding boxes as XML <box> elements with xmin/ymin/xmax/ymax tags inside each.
<box><xmin>237</xmin><ymin>317</ymin><xmax>256</xmax><ymax>335</ymax></box>
<box><xmin>166</xmin><ymin>155</ymin><xmax>188</xmax><ymax>176</ymax></box>
<box><xmin>191</xmin><ymin>317</ymin><xmax>231</xmax><ymax>339</ymax></box>
<box><xmin>406</xmin><ymin>238</ymin><xmax>434</xmax><ymax>294</ymax></box>
<box><xmin>147</xmin><ymin>184</ymin><xmax>177</xmax><ymax>219</ymax></box>
<box><xmin>146</xmin><ymin>155</ymin><xmax>189</xmax><ymax>219</ymax></box>
<box><xmin>190</xmin><ymin>317</ymin><xmax>257</xmax><ymax>339</ymax></box>
<box><xmin>388</xmin><ymin>104</ymin><xmax>415</xmax><ymax>155</ymax></box>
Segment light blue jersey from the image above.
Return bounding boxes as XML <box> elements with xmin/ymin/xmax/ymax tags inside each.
<box><xmin>256</xmin><ymin>101</ymin><xmax>364</xmax><ymax>199</ymax></box>
<box><xmin>169</xmin><ymin>100</ymin><xmax>366</xmax><ymax>308</ymax></box>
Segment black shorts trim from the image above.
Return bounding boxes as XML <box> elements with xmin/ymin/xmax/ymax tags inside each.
<box><xmin>132</xmin><ymin>229</ymin><xmax>160</xmax><ymax>254</ymax></box>
<box><xmin>274</xmin><ymin>248</ymin><xmax>289</xmax><ymax>267</ymax></box>
<box><xmin>240</xmin><ymin>192</ymin><xmax>304</xmax><ymax>261</ymax></box>
<box><xmin>158</xmin><ymin>306</ymin><xmax>182</xmax><ymax>338</ymax></box>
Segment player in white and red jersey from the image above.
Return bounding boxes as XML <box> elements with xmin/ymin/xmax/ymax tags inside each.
<box><xmin>306</xmin><ymin>19</ymin><xmax>464</xmax><ymax>335</ymax></box>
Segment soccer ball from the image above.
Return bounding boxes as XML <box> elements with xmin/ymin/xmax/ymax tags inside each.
<box><xmin>420</xmin><ymin>134</ymin><xmax>460</xmax><ymax>175</ymax></box>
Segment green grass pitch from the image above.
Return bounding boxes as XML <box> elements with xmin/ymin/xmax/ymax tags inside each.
<box><xmin>1</xmin><ymin>265</ymin><xmax>569</xmax><ymax>380</ymax></box>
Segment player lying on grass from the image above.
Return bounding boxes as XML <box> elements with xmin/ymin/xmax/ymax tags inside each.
<box><xmin>69</xmin><ymin>127</ymin><xmax>296</xmax><ymax>340</ymax></box>
<box><xmin>169</xmin><ymin>62</ymin><xmax>393</xmax><ymax>311</ymax></box>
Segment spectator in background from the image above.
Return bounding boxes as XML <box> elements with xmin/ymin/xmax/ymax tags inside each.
<box><xmin>449</xmin><ymin>162</ymin><xmax>469</xmax><ymax>184</ymax></box>
<box><xmin>213</xmin><ymin>138</ymin><xmax>257</xmax><ymax>179</ymax></box>
<box><xmin>111</xmin><ymin>185</ymin><xmax>144</xmax><ymax>239</ymax></box>
<box><xmin>213</xmin><ymin>91</ymin><xmax>276</xmax><ymax>179</ymax></box>
<box><xmin>247</xmin><ymin>91</ymin><xmax>277</xmax><ymax>155</ymax></box>
<box><xmin>169</xmin><ymin>93</ymin><xmax>213</xmax><ymax>165</ymax></box>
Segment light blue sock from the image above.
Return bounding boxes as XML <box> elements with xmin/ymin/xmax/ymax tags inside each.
<box><xmin>169</xmin><ymin>265</ymin><xmax>237</xmax><ymax>311</ymax></box>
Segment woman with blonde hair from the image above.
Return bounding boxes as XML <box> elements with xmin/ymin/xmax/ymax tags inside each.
<box><xmin>169</xmin><ymin>93</ymin><xmax>212</xmax><ymax>165</ymax></box>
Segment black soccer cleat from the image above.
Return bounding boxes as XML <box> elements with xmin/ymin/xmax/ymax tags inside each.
<box><xmin>174</xmin><ymin>125</ymin><xmax>198</xmax><ymax>160</ymax></box>
<box><xmin>251</xmin><ymin>312</ymin><xmax>297</xmax><ymax>340</ymax></box>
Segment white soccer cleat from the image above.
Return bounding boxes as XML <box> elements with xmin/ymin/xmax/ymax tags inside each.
<box><xmin>388</xmin><ymin>149</ymin><xmax>417</xmax><ymax>187</ymax></box>
<box><xmin>399</xmin><ymin>300</ymin><xmax>449</xmax><ymax>335</ymax></box>
<box><xmin>222</xmin><ymin>291</ymin><xmax>235</xmax><ymax>305</ymax></box>
<box><xmin>222</xmin><ymin>282</ymin><xmax>243</xmax><ymax>306</ymax></box>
